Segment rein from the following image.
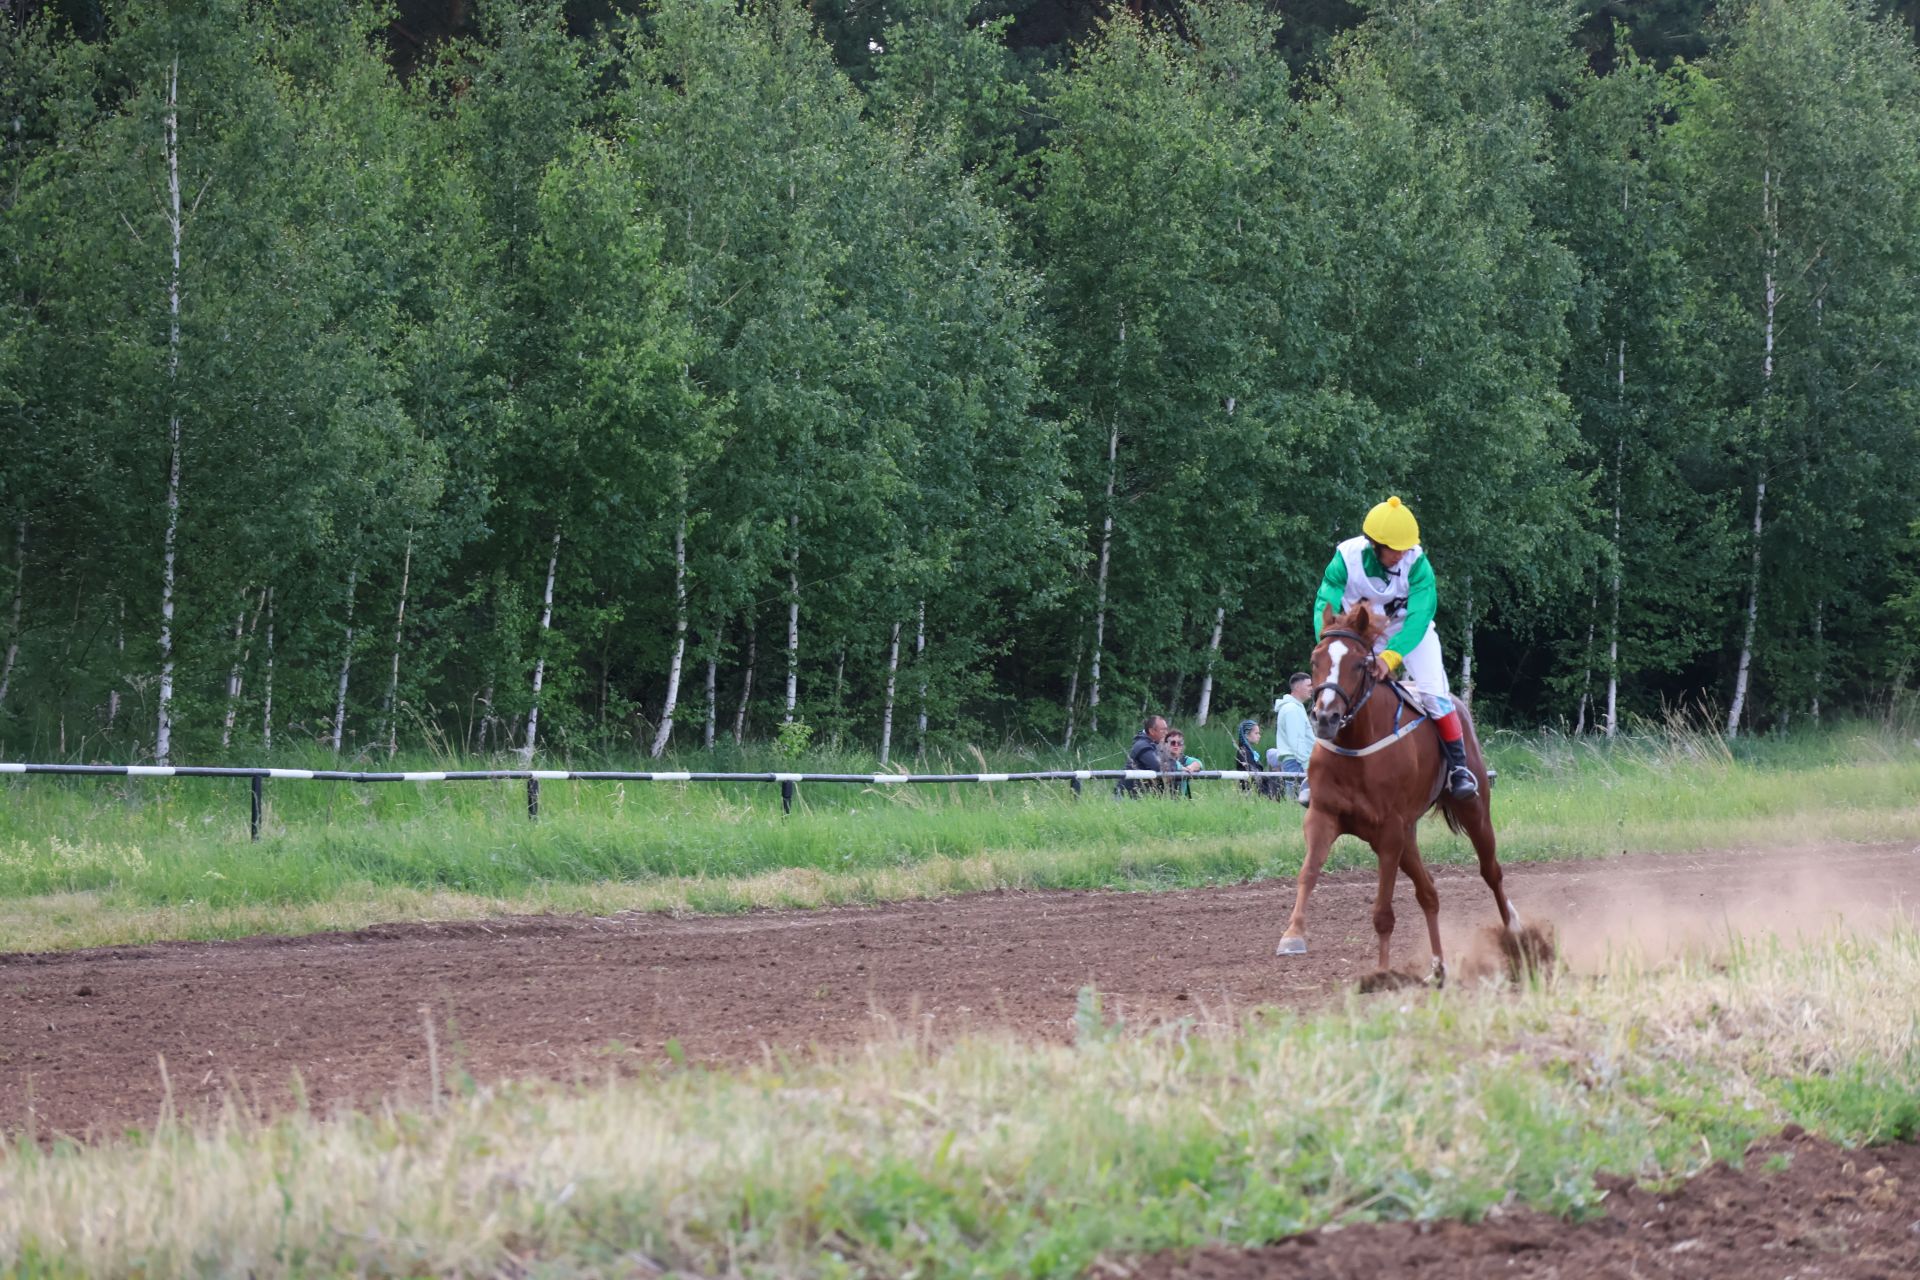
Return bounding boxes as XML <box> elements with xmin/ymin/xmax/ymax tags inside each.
<box><xmin>1310</xmin><ymin>626</ymin><xmax>1429</xmax><ymax>758</ymax></box>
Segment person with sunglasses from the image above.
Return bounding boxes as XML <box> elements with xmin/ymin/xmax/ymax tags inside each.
<box><xmin>1164</xmin><ymin>730</ymin><xmax>1203</xmax><ymax>799</ymax></box>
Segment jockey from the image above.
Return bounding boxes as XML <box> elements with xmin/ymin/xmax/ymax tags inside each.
<box><xmin>1311</xmin><ymin>495</ymin><xmax>1478</xmax><ymax>799</ymax></box>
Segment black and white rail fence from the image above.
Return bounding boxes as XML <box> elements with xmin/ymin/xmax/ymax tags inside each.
<box><xmin>0</xmin><ymin>761</ymin><xmax>1307</xmax><ymax>840</ymax></box>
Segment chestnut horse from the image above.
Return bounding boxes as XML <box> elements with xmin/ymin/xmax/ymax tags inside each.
<box><xmin>1275</xmin><ymin>599</ymin><xmax>1517</xmax><ymax>984</ymax></box>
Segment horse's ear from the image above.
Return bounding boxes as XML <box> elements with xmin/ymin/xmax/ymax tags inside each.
<box><xmin>1320</xmin><ymin>603</ymin><xmax>1336</xmax><ymax>634</ymax></box>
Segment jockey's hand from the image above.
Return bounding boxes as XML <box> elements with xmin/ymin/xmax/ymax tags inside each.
<box><xmin>1369</xmin><ymin>655</ymin><xmax>1393</xmax><ymax>681</ymax></box>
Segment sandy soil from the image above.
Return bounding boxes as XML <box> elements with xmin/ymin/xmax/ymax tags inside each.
<box><xmin>1</xmin><ymin>842</ymin><xmax>1914</xmax><ymax>1137</ymax></box>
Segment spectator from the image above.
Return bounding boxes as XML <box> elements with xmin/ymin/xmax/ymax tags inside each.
<box><xmin>1165</xmin><ymin>730</ymin><xmax>1203</xmax><ymax>798</ymax></box>
<box><xmin>1233</xmin><ymin>719</ymin><xmax>1264</xmax><ymax>790</ymax></box>
<box><xmin>1271</xmin><ymin>672</ymin><xmax>1315</xmax><ymax>805</ymax></box>
<box><xmin>1235</xmin><ymin>719</ymin><xmax>1284</xmax><ymax>800</ymax></box>
<box><xmin>1117</xmin><ymin>714</ymin><xmax>1172</xmax><ymax>797</ymax></box>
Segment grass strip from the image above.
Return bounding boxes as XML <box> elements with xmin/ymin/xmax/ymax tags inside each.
<box><xmin>3</xmin><ymin>929</ymin><xmax>1917</xmax><ymax>1278</ymax></box>
<box><xmin>2</xmin><ymin>721</ymin><xmax>1916</xmax><ymax>952</ymax></box>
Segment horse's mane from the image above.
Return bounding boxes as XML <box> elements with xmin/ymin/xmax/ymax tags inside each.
<box><xmin>1324</xmin><ymin>599</ymin><xmax>1385</xmax><ymax>642</ymax></box>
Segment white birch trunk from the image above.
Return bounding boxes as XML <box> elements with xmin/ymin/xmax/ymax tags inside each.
<box><xmin>219</xmin><ymin>607</ymin><xmax>244</xmax><ymax>741</ymax></box>
<box><xmin>650</xmin><ymin>516</ymin><xmax>689</xmax><ymax>758</ymax></box>
<box><xmin>1574</xmin><ymin>596</ymin><xmax>1594</xmax><ymax>735</ymax></box>
<box><xmin>1810</xmin><ymin>599</ymin><xmax>1823</xmax><ymax>725</ymax></box>
<box><xmin>1727</xmin><ymin>477</ymin><xmax>1767</xmax><ymax>739</ymax></box>
<box><xmin>879</xmin><ymin>619</ymin><xmax>902</xmax><ymax>765</ymax></box>
<box><xmin>107</xmin><ymin>602</ymin><xmax>124</xmax><ymax>729</ymax></box>
<box><xmin>784</xmin><ymin>513</ymin><xmax>800</xmax><ymax>723</ymax></box>
<box><xmin>704</xmin><ymin>620</ymin><xmax>721</xmax><ymax>750</ymax></box>
<box><xmin>733</xmin><ymin>624</ymin><xmax>757</xmax><ymax>742</ymax></box>
<box><xmin>1728</xmin><ymin>165</ymin><xmax>1778</xmax><ymax>740</ymax></box>
<box><xmin>382</xmin><ymin>530</ymin><xmax>414</xmax><ymax>758</ymax></box>
<box><xmin>58</xmin><ymin>577</ymin><xmax>79</xmax><ymax>753</ymax></box>
<box><xmin>914</xmin><ymin>598</ymin><xmax>928</xmax><ymax>748</ymax></box>
<box><xmin>1088</xmin><ymin>422</ymin><xmax>1119</xmax><ymax>737</ymax></box>
<box><xmin>220</xmin><ymin>587</ymin><xmax>266</xmax><ymax>750</ymax></box>
<box><xmin>155</xmin><ymin>55</ymin><xmax>184</xmax><ymax>766</ymax></box>
<box><xmin>0</xmin><ymin>519</ymin><xmax>24</xmax><ymax>711</ymax></box>
<box><xmin>1064</xmin><ymin>631</ymin><xmax>1084</xmax><ymax>750</ymax></box>
<box><xmin>1458</xmin><ymin>578</ymin><xmax>1474</xmax><ymax>703</ymax></box>
<box><xmin>330</xmin><ymin>565</ymin><xmax>359</xmax><ymax>755</ymax></box>
<box><xmin>261</xmin><ymin>589</ymin><xmax>274</xmax><ymax>750</ymax></box>
<box><xmin>831</xmin><ymin>650</ymin><xmax>846</xmax><ymax>743</ymax></box>
<box><xmin>522</xmin><ymin>530</ymin><xmax>560</xmax><ymax>764</ymax></box>
<box><xmin>1194</xmin><ymin>604</ymin><xmax>1225</xmax><ymax>726</ymax></box>
<box><xmin>1606</xmin><ymin>365</ymin><xmax>1624</xmax><ymax>739</ymax></box>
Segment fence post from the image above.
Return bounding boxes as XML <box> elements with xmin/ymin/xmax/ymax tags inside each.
<box><xmin>780</xmin><ymin>779</ymin><xmax>794</xmax><ymax>815</ymax></box>
<box><xmin>1070</xmin><ymin>776</ymin><xmax>1082</xmax><ymax>798</ymax></box>
<box><xmin>527</xmin><ymin>777</ymin><xmax>540</xmax><ymax>821</ymax></box>
<box><xmin>250</xmin><ymin>774</ymin><xmax>263</xmax><ymax>841</ymax></box>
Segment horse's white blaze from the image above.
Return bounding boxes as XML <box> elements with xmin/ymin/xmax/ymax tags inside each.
<box><xmin>1320</xmin><ymin>642</ymin><xmax>1349</xmax><ymax>709</ymax></box>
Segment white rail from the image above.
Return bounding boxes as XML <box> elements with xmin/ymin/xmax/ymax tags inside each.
<box><xmin>0</xmin><ymin>761</ymin><xmax>1307</xmax><ymax>837</ymax></box>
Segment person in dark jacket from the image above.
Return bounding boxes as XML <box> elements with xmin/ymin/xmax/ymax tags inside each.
<box><xmin>1116</xmin><ymin>715</ymin><xmax>1171</xmax><ymax>797</ymax></box>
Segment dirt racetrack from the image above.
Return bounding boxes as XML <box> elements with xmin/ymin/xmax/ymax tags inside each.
<box><xmin>2</xmin><ymin>842</ymin><xmax>1915</xmax><ymax>1138</ymax></box>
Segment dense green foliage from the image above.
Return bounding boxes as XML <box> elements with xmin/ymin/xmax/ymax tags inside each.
<box><xmin>3</xmin><ymin>0</ymin><xmax>1919</xmax><ymax>764</ymax></box>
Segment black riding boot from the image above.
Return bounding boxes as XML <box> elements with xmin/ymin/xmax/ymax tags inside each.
<box><xmin>1441</xmin><ymin>735</ymin><xmax>1479</xmax><ymax>798</ymax></box>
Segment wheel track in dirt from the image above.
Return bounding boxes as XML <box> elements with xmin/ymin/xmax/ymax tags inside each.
<box><xmin>2</xmin><ymin>842</ymin><xmax>1914</xmax><ymax>1137</ymax></box>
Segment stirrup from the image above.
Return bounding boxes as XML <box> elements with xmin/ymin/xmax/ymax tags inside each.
<box><xmin>1447</xmin><ymin>766</ymin><xmax>1479</xmax><ymax>798</ymax></box>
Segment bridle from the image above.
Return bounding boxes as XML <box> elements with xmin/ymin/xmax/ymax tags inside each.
<box><xmin>1309</xmin><ymin>626</ymin><xmax>1377</xmax><ymax>738</ymax></box>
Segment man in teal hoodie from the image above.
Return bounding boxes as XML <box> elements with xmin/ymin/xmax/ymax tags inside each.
<box><xmin>1271</xmin><ymin>672</ymin><xmax>1315</xmax><ymax>805</ymax></box>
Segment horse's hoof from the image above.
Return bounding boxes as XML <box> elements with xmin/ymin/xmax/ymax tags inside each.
<box><xmin>1427</xmin><ymin>959</ymin><xmax>1447</xmax><ymax>989</ymax></box>
<box><xmin>1276</xmin><ymin>935</ymin><xmax>1308</xmax><ymax>956</ymax></box>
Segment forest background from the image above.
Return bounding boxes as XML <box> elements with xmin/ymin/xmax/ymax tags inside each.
<box><xmin>4</xmin><ymin>0</ymin><xmax>1920</xmax><ymax>768</ymax></box>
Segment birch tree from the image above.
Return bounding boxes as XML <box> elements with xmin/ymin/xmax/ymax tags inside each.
<box><xmin>1671</xmin><ymin>0</ymin><xmax>1920</xmax><ymax>733</ymax></box>
<box><xmin>1551</xmin><ymin>40</ymin><xmax>1717</xmax><ymax>733</ymax></box>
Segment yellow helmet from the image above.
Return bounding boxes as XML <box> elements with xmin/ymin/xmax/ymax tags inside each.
<box><xmin>1362</xmin><ymin>496</ymin><xmax>1420</xmax><ymax>551</ymax></box>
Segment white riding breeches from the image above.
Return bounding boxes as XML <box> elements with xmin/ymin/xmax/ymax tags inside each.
<box><xmin>1377</xmin><ymin>625</ymin><xmax>1454</xmax><ymax>718</ymax></box>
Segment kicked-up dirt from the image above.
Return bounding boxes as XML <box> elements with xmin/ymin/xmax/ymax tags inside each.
<box><xmin>0</xmin><ymin>842</ymin><xmax>1914</xmax><ymax>1138</ymax></box>
<box><xmin>1121</xmin><ymin>1125</ymin><xmax>1920</xmax><ymax>1280</ymax></box>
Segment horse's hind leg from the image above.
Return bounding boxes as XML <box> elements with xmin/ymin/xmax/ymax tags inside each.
<box><xmin>1398</xmin><ymin>834</ymin><xmax>1445</xmax><ymax>984</ymax></box>
<box><xmin>1449</xmin><ymin>707</ymin><xmax>1516</xmax><ymax>930</ymax></box>
<box><xmin>1455</xmin><ymin>800</ymin><xmax>1516</xmax><ymax>930</ymax></box>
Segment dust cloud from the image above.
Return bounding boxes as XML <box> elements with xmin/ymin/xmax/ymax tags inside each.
<box><xmin>1441</xmin><ymin>841</ymin><xmax>1918</xmax><ymax>976</ymax></box>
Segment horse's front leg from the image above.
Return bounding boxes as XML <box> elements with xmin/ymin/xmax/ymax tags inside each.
<box><xmin>1277</xmin><ymin>809</ymin><xmax>1341</xmax><ymax>955</ymax></box>
<box><xmin>1370</xmin><ymin>831</ymin><xmax>1405</xmax><ymax>973</ymax></box>
<box><xmin>1398</xmin><ymin>833</ymin><xmax>1445</xmax><ymax>986</ymax></box>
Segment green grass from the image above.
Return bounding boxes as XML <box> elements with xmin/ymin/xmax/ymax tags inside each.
<box><xmin>2</xmin><ymin>718</ymin><xmax>1918</xmax><ymax>951</ymax></box>
<box><xmin>3</xmin><ymin>928</ymin><xmax>1916</xmax><ymax>1277</ymax></box>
